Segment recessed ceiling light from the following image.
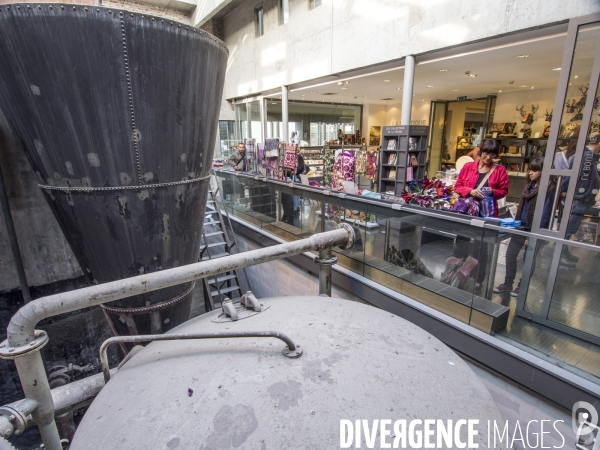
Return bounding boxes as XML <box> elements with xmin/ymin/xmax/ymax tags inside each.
<box><xmin>468</xmin><ymin>74</ymin><xmax>477</xmax><ymax>77</ymax></box>
<box><xmin>345</xmin><ymin>81</ymin><xmax>350</xmax><ymax>84</ymax></box>
<box><xmin>498</xmin><ymin>90</ymin><xmax>502</xmax><ymax>93</ymax></box>
<box><xmin>553</xmin><ymin>68</ymin><xmax>561</xmax><ymax>71</ymax></box>
<box><xmin>310</xmin><ymin>91</ymin><xmax>317</xmax><ymax>94</ymax></box>
<box><xmin>520</xmin><ymin>85</ymin><xmax>528</xmax><ymax>87</ymax></box>
<box><xmin>383</xmin><ymin>79</ymin><xmax>390</xmax><ymax>82</ymax></box>
<box><xmin>337</xmin><ymin>81</ymin><xmax>344</xmax><ymax>86</ymax></box>
<box><xmin>396</xmin><ymin>87</ymin><xmax>401</xmax><ymax>90</ymax></box>
<box><xmin>422</xmin><ymin>100</ymin><xmax>425</xmax><ymax>102</ymax></box>
<box><xmin>530</xmin><ymin>86</ymin><xmax>534</xmax><ymax>89</ymax></box>
<box><xmin>438</xmin><ymin>69</ymin><xmax>448</xmax><ymax>72</ymax></box>
<box><xmin>574</xmin><ymin>75</ymin><xmax>579</xmax><ymax>79</ymax></box>
<box><xmin>426</xmin><ymin>85</ymin><xmax>433</xmax><ymax>88</ymax></box>
<box><xmin>515</xmin><ymin>54</ymin><xmax>529</xmax><ymax>58</ymax></box>
<box><xmin>340</xmin><ymin>87</ymin><xmax>347</xmax><ymax>90</ymax></box>
<box><xmin>452</xmin><ymin>89</ymin><xmax>458</xmax><ymax>92</ymax></box>
<box><xmin>301</xmin><ymin>94</ymin><xmax>305</xmax><ymax>97</ymax></box>
<box><xmin>569</xmin><ymin>83</ymin><xmax>572</xmax><ymax>85</ymax></box>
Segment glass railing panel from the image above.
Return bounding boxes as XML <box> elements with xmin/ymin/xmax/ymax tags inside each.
<box><xmin>519</xmin><ymin>237</ymin><xmax>555</xmax><ymax>316</ymax></box>
<box><xmin>548</xmin><ymin>243</ymin><xmax>600</xmax><ymax>340</ymax></box>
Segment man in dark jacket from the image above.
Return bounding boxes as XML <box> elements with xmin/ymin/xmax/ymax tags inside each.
<box><xmin>228</xmin><ymin>142</ymin><xmax>247</xmax><ymax>171</ymax></box>
<box><xmin>561</xmin><ymin>132</ymin><xmax>600</xmax><ymax>265</ymax></box>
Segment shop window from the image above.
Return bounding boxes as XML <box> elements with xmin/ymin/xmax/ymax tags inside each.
<box><xmin>255</xmin><ymin>5</ymin><xmax>264</xmax><ymax>37</ymax></box>
<box><xmin>279</xmin><ymin>0</ymin><xmax>289</xmax><ymax>24</ymax></box>
<box><xmin>309</xmin><ymin>0</ymin><xmax>321</xmax><ymax>10</ymax></box>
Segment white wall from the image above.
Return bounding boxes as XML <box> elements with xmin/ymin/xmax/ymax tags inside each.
<box><xmin>493</xmin><ymin>88</ymin><xmax>557</xmax><ymax>137</ymax></box>
<box><xmin>220</xmin><ymin>0</ymin><xmax>599</xmax><ymax>100</ymax></box>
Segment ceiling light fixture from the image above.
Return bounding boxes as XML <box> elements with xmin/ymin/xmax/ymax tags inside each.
<box><xmin>310</xmin><ymin>91</ymin><xmax>317</xmax><ymax>94</ymax></box>
<box><xmin>438</xmin><ymin>69</ymin><xmax>448</xmax><ymax>72</ymax></box>
<box><xmin>337</xmin><ymin>81</ymin><xmax>344</xmax><ymax>86</ymax></box>
<box><xmin>530</xmin><ymin>86</ymin><xmax>534</xmax><ymax>89</ymax></box>
<box><xmin>574</xmin><ymin>75</ymin><xmax>579</xmax><ymax>79</ymax></box>
<box><xmin>396</xmin><ymin>87</ymin><xmax>401</xmax><ymax>90</ymax></box>
<box><xmin>383</xmin><ymin>79</ymin><xmax>391</xmax><ymax>82</ymax></box>
<box><xmin>553</xmin><ymin>67</ymin><xmax>561</xmax><ymax>71</ymax></box>
<box><xmin>498</xmin><ymin>90</ymin><xmax>502</xmax><ymax>93</ymax></box>
<box><xmin>515</xmin><ymin>54</ymin><xmax>529</xmax><ymax>58</ymax></box>
<box><xmin>426</xmin><ymin>85</ymin><xmax>433</xmax><ymax>88</ymax></box>
<box><xmin>340</xmin><ymin>87</ymin><xmax>347</xmax><ymax>90</ymax></box>
<box><xmin>520</xmin><ymin>85</ymin><xmax>528</xmax><ymax>87</ymax></box>
<box><xmin>452</xmin><ymin>89</ymin><xmax>458</xmax><ymax>92</ymax></box>
<box><xmin>468</xmin><ymin>74</ymin><xmax>477</xmax><ymax>77</ymax></box>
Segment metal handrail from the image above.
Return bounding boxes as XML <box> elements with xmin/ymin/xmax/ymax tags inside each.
<box><xmin>216</xmin><ymin>169</ymin><xmax>600</xmax><ymax>253</ymax></box>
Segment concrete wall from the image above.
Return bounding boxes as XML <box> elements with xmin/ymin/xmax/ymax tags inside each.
<box><xmin>0</xmin><ymin>110</ymin><xmax>82</xmax><ymax>292</ymax></box>
<box><xmin>221</xmin><ymin>0</ymin><xmax>599</xmax><ymax>100</ymax></box>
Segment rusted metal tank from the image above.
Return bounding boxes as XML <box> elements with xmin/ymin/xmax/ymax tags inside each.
<box><xmin>70</xmin><ymin>296</ymin><xmax>508</xmax><ymax>449</ymax></box>
<box><xmin>0</xmin><ymin>4</ymin><xmax>228</xmax><ymax>335</ymax></box>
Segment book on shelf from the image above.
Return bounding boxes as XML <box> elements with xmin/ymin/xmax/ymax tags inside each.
<box><xmin>409</xmin><ymin>153</ymin><xmax>418</xmax><ymax>166</ymax></box>
<box><xmin>387</xmin><ymin>153</ymin><xmax>397</xmax><ymax>164</ymax></box>
<box><xmin>388</xmin><ymin>169</ymin><xmax>397</xmax><ymax>179</ymax></box>
<box><xmin>387</xmin><ymin>139</ymin><xmax>397</xmax><ymax>150</ymax></box>
<box><xmin>406</xmin><ymin>167</ymin><xmax>414</xmax><ymax>182</ymax></box>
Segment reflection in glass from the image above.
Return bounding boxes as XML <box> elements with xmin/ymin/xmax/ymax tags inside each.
<box><xmin>548</xmin><ymin>244</ymin><xmax>600</xmax><ymax>338</ymax></box>
<box><xmin>540</xmin><ymin>23</ymin><xmax>600</xmax><ymax>232</ymax></box>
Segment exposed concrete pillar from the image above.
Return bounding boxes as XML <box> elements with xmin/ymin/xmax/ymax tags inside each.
<box><xmin>259</xmin><ymin>97</ymin><xmax>267</xmax><ymax>143</ymax></box>
<box><xmin>282</xmin><ymin>85</ymin><xmax>289</xmax><ymax>143</ymax></box>
<box><xmin>401</xmin><ymin>55</ymin><xmax>415</xmax><ymax>126</ymax></box>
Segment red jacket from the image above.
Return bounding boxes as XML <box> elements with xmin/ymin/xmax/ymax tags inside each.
<box><xmin>454</xmin><ymin>162</ymin><xmax>509</xmax><ymax>217</ymax></box>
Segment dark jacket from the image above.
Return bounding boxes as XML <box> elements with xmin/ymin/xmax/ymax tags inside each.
<box><xmin>228</xmin><ymin>150</ymin><xmax>247</xmax><ymax>171</ymax></box>
<box><xmin>564</xmin><ymin>148</ymin><xmax>600</xmax><ymax>201</ymax></box>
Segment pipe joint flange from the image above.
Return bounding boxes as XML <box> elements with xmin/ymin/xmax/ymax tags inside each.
<box><xmin>0</xmin><ymin>330</ymin><xmax>48</xmax><ymax>360</ymax></box>
<box><xmin>282</xmin><ymin>345</ymin><xmax>303</xmax><ymax>359</ymax></box>
<box><xmin>0</xmin><ymin>405</ymin><xmax>29</xmax><ymax>437</ymax></box>
<box><xmin>336</xmin><ymin>223</ymin><xmax>355</xmax><ymax>250</ymax></box>
<box><xmin>314</xmin><ymin>256</ymin><xmax>338</xmax><ymax>266</ymax></box>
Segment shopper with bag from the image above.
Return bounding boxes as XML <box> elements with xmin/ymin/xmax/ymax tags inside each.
<box><xmin>451</xmin><ymin>139</ymin><xmax>509</xmax><ymax>288</ymax></box>
<box><xmin>493</xmin><ymin>158</ymin><xmax>544</xmax><ymax>297</ymax></box>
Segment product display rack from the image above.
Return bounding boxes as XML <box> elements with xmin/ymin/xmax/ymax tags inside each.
<box><xmin>379</xmin><ymin>125</ymin><xmax>429</xmax><ymax>195</ymax></box>
<box><xmin>299</xmin><ymin>146</ymin><xmax>324</xmax><ymax>180</ymax></box>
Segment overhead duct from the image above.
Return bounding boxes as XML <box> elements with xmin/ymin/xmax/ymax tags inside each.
<box><xmin>0</xmin><ymin>4</ymin><xmax>228</xmax><ymax>336</ymax></box>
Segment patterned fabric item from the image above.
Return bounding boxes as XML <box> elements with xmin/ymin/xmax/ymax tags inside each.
<box><xmin>283</xmin><ymin>147</ymin><xmax>297</xmax><ymax>170</ymax></box>
<box><xmin>355</xmin><ymin>150</ymin><xmax>367</xmax><ymax>175</ymax></box>
<box><xmin>332</xmin><ymin>150</ymin><xmax>356</xmax><ymax>191</ymax></box>
<box><xmin>386</xmin><ymin>246</ymin><xmax>433</xmax><ymax>278</ymax></box>
<box><xmin>365</xmin><ymin>150</ymin><xmax>378</xmax><ymax>180</ymax></box>
<box><xmin>323</xmin><ymin>147</ymin><xmax>335</xmax><ymax>187</ymax></box>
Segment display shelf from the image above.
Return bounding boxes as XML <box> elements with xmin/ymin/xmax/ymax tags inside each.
<box><xmin>378</xmin><ymin>125</ymin><xmax>429</xmax><ymax>195</ymax></box>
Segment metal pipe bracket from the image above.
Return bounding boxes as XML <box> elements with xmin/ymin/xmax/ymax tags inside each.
<box><xmin>335</xmin><ymin>223</ymin><xmax>355</xmax><ymax>250</ymax></box>
<box><xmin>0</xmin><ymin>330</ymin><xmax>48</xmax><ymax>360</ymax></box>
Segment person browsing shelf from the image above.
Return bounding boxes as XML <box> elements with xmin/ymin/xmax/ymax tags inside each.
<box><xmin>454</xmin><ymin>139</ymin><xmax>509</xmax><ymax>217</ymax></box>
<box><xmin>452</xmin><ymin>139</ymin><xmax>509</xmax><ymax>288</ymax></box>
<box><xmin>493</xmin><ymin>158</ymin><xmax>544</xmax><ymax>297</ymax></box>
<box><xmin>228</xmin><ymin>142</ymin><xmax>247</xmax><ymax>171</ymax></box>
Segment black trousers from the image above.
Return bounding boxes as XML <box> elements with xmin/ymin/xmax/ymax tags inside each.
<box><xmin>504</xmin><ymin>235</ymin><xmax>542</xmax><ymax>286</ymax></box>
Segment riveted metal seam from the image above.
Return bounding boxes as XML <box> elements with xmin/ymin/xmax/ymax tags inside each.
<box><xmin>37</xmin><ymin>174</ymin><xmax>210</xmax><ymax>192</ymax></box>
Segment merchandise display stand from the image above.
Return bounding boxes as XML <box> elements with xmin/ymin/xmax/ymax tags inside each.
<box><xmin>379</xmin><ymin>125</ymin><xmax>429</xmax><ymax>195</ymax></box>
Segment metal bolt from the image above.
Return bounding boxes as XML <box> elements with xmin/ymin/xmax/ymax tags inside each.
<box><xmin>14</xmin><ymin>429</ymin><xmax>21</xmax><ymax>435</ymax></box>
<box><xmin>9</xmin><ymin>349</ymin><xmax>14</xmax><ymax>353</ymax></box>
<box><xmin>9</xmin><ymin>415</ymin><xmax>15</xmax><ymax>422</ymax></box>
<box><xmin>311</xmin><ymin>411</ymin><xmax>315</xmax><ymax>415</ymax></box>
<box><xmin>29</xmin><ymin>342</ymin><xmax>35</xmax><ymax>346</ymax></box>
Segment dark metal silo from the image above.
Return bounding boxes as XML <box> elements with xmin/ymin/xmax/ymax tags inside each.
<box><xmin>0</xmin><ymin>4</ymin><xmax>228</xmax><ymax>336</ymax></box>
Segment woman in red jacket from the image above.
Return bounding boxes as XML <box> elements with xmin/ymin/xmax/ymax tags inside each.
<box><xmin>453</xmin><ymin>139</ymin><xmax>509</xmax><ymax>287</ymax></box>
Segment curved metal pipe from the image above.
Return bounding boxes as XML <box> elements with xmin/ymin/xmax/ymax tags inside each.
<box><xmin>5</xmin><ymin>226</ymin><xmax>352</xmax><ymax>349</ymax></box>
<box><xmin>100</xmin><ymin>331</ymin><xmax>301</xmax><ymax>383</ymax></box>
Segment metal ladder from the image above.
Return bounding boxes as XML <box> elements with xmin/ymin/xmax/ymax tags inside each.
<box><xmin>200</xmin><ymin>187</ymin><xmax>250</xmax><ymax>312</ymax></box>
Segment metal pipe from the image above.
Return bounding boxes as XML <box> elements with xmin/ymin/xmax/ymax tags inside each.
<box><xmin>401</xmin><ymin>55</ymin><xmax>415</xmax><ymax>125</ymax></box>
<box><xmin>0</xmin><ymin>161</ymin><xmax>31</xmax><ymax>304</ymax></box>
<box><xmin>100</xmin><ymin>331</ymin><xmax>301</xmax><ymax>383</ymax></box>
<box><xmin>1</xmin><ymin>226</ymin><xmax>352</xmax><ymax>450</ymax></box>
<box><xmin>282</xmin><ymin>85</ymin><xmax>289</xmax><ymax>142</ymax></box>
<box><xmin>5</xmin><ymin>226</ymin><xmax>353</xmax><ymax>349</ymax></box>
<box><xmin>315</xmin><ymin>247</ymin><xmax>337</xmax><ymax>296</ymax></box>
<box><xmin>0</xmin><ymin>436</ymin><xmax>17</xmax><ymax>450</ymax></box>
<box><xmin>13</xmin><ymin>354</ymin><xmax>61</xmax><ymax>450</ymax></box>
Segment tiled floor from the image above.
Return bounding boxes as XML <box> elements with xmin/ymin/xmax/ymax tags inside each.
<box><xmin>222</xmin><ymin>193</ymin><xmax>600</xmax><ymax>385</ymax></box>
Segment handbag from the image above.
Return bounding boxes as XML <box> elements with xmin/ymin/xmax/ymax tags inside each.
<box><xmin>476</xmin><ymin>164</ymin><xmax>497</xmax><ymax>217</ymax></box>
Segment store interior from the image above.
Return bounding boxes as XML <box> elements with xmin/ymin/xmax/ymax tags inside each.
<box><xmin>216</xmin><ymin>22</ymin><xmax>600</xmax><ymax>384</ymax></box>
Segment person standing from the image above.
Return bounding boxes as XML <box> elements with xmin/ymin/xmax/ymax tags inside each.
<box><xmin>494</xmin><ymin>158</ymin><xmax>544</xmax><ymax>297</ymax></box>
<box><xmin>560</xmin><ymin>132</ymin><xmax>600</xmax><ymax>265</ymax></box>
<box><xmin>228</xmin><ymin>142</ymin><xmax>247</xmax><ymax>171</ymax></box>
<box><xmin>453</xmin><ymin>139</ymin><xmax>509</xmax><ymax>288</ymax></box>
